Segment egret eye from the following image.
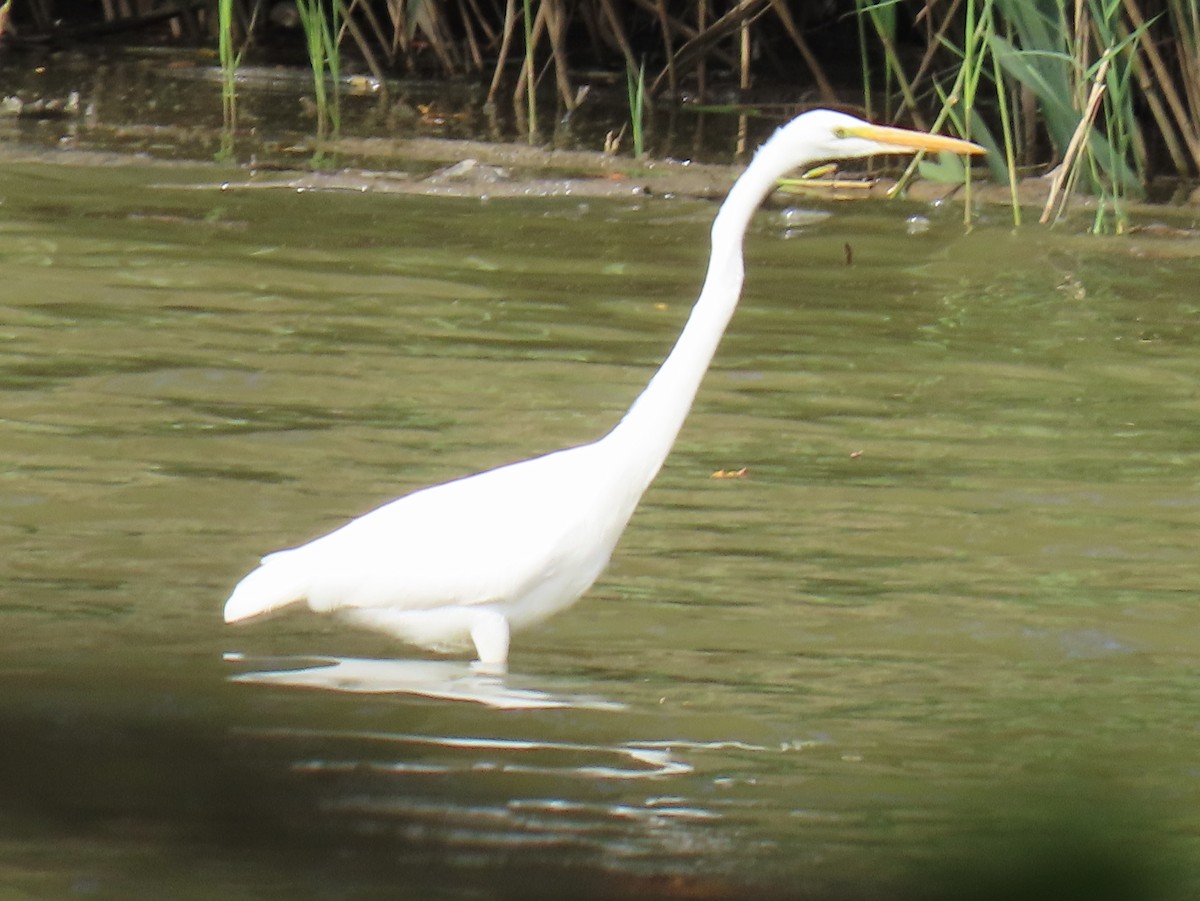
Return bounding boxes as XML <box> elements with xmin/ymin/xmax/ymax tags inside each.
<box><xmin>833</xmin><ymin>127</ymin><xmax>848</xmax><ymax>139</ymax></box>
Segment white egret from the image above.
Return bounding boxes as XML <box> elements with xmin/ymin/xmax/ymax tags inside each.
<box><xmin>224</xmin><ymin>109</ymin><xmax>984</xmax><ymax>667</ymax></box>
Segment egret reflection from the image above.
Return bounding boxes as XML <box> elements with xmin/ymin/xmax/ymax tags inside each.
<box><xmin>224</xmin><ymin>653</ymin><xmax>624</xmax><ymax>711</ymax></box>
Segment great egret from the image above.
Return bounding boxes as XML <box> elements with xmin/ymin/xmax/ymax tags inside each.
<box><xmin>224</xmin><ymin>109</ymin><xmax>984</xmax><ymax>667</ymax></box>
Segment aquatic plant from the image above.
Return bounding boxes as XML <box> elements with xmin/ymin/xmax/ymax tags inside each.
<box><xmin>13</xmin><ymin>0</ymin><xmax>1200</xmax><ymax>215</ymax></box>
<box><xmin>987</xmin><ymin>0</ymin><xmax>1143</xmax><ymax>229</ymax></box>
<box><xmin>626</xmin><ymin>58</ymin><xmax>647</xmax><ymax>158</ymax></box>
<box><xmin>849</xmin><ymin>0</ymin><xmax>1199</xmax><ymax>227</ymax></box>
<box><xmin>215</xmin><ymin>0</ymin><xmax>246</xmax><ymax>161</ymax></box>
<box><xmin>354</xmin><ymin>2</ymin><xmax>1200</xmax><ymax>208</ymax></box>
<box><xmin>294</xmin><ymin>0</ymin><xmax>342</xmax><ymax>151</ymax></box>
<box><xmin>486</xmin><ymin>0</ymin><xmax>578</xmax><ymax>143</ymax></box>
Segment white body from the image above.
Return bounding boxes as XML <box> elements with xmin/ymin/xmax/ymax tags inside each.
<box><xmin>225</xmin><ymin>440</ymin><xmax>635</xmax><ymax>663</ymax></box>
<box><xmin>223</xmin><ymin>110</ymin><xmax>983</xmax><ymax>666</ymax></box>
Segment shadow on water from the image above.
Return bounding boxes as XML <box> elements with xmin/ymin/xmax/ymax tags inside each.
<box><xmin>0</xmin><ymin>680</ymin><xmax>1181</xmax><ymax>901</ymax></box>
<box><xmin>0</xmin><ymin>663</ymin><xmax>765</xmax><ymax>900</ymax></box>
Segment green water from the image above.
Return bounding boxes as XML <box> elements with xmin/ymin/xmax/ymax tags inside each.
<box><xmin>1</xmin><ymin>161</ymin><xmax>1197</xmax><ymax>899</ymax></box>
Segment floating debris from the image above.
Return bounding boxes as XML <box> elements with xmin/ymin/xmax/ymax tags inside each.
<box><xmin>710</xmin><ymin>467</ymin><xmax>748</xmax><ymax>480</ymax></box>
<box><xmin>0</xmin><ymin>91</ymin><xmax>81</xmax><ymax>119</ymax></box>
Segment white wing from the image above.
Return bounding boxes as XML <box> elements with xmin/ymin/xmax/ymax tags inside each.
<box><xmin>224</xmin><ymin>437</ymin><xmax>635</xmax><ymax>631</ymax></box>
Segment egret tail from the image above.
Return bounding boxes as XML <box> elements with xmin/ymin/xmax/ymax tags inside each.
<box><xmin>223</xmin><ymin>554</ymin><xmax>307</xmax><ymax>623</ymax></box>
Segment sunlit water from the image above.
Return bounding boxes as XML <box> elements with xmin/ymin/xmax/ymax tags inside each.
<box><xmin>2</xmin><ymin>161</ymin><xmax>1198</xmax><ymax>899</ymax></box>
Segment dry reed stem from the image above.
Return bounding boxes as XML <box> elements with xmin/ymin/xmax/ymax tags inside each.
<box><xmin>462</xmin><ymin>0</ymin><xmax>498</xmax><ymax>45</ymax></box>
<box><xmin>456</xmin><ymin>0</ymin><xmax>484</xmax><ymax>71</ymax></box>
<box><xmin>409</xmin><ymin>1</ymin><xmax>459</xmax><ymax>73</ymax></box>
<box><xmin>1040</xmin><ymin>55</ymin><xmax>1110</xmax><ymax>223</ymax></box>
<box><xmin>513</xmin><ymin>1</ymin><xmax>547</xmax><ymax>108</ymax></box>
<box><xmin>861</xmin><ymin>6</ymin><xmax>928</xmax><ymax>129</ymax></box>
<box><xmin>655</xmin><ymin>0</ymin><xmax>677</xmax><ymax>97</ymax></box>
<box><xmin>339</xmin><ymin>0</ymin><xmax>388</xmax><ymax>72</ymax></box>
<box><xmin>385</xmin><ymin>0</ymin><xmax>403</xmax><ymax>62</ymax></box>
<box><xmin>1120</xmin><ymin>15</ymin><xmax>1191</xmax><ymax>173</ymax></box>
<box><xmin>597</xmin><ymin>0</ymin><xmax>639</xmax><ymax>79</ymax></box>
<box><xmin>486</xmin><ymin>0</ymin><xmax>517</xmax><ymax>105</ymax></box>
<box><xmin>1180</xmin><ymin>6</ymin><xmax>1200</xmax><ymax>119</ymax></box>
<box><xmin>1121</xmin><ymin>0</ymin><xmax>1200</xmax><ymax>169</ymax></box>
<box><xmin>650</xmin><ymin>0</ymin><xmax>768</xmax><ymax>94</ymax></box>
<box><xmin>1072</xmin><ymin>0</ymin><xmax>1089</xmax><ymax>111</ymax></box>
<box><xmin>739</xmin><ymin>0</ymin><xmax>750</xmax><ymax>90</ymax></box>
<box><xmin>908</xmin><ymin>0</ymin><xmax>964</xmax><ymax>98</ymax></box>
<box><xmin>628</xmin><ymin>0</ymin><xmax>696</xmax><ymax>41</ymax></box>
<box><xmin>768</xmin><ymin>0</ymin><xmax>836</xmax><ymax>103</ymax></box>
<box><xmin>542</xmin><ymin>0</ymin><xmax>575</xmax><ymax>110</ymax></box>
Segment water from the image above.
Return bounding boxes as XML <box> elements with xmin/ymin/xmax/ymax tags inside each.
<box><xmin>1</xmin><ymin>160</ymin><xmax>1198</xmax><ymax>899</ymax></box>
<box><xmin>0</xmin><ymin>46</ymin><xmax>770</xmax><ymax>166</ymax></box>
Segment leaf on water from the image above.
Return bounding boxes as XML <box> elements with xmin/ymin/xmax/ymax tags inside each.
<box><xmin>417</xmin><ymin>103</ymin><xmax>468</xmax><ymax>126</ymax></box>
<box><xmin>710</xmin><ymin>467</ymin><xmax>748</xmax><ymax>480</ymax></box>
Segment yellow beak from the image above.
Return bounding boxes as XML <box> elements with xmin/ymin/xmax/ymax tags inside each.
<box><xmin>848</xmin><ymin>122</ymin><xmax>987</xmax><ymax>156</ymax></box>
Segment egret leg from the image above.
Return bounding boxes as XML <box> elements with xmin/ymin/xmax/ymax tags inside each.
<box><xmin>470</xmin><ymin>610</ymin><xmax>510</xmax><ymax>669</ymax></box>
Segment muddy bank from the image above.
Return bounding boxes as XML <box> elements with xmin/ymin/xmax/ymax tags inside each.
<box><xmin>0</xmin><ymin>124</ymin><xmax>1132</xmax><ymax>211</ymax></box>
<box><xmin>3</xmin><ymin>49</ymin><xmax>1197</xmax><ymax>214</ymax></box>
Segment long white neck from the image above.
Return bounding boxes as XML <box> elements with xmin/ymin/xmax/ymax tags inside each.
<box><xmin>598</xmin><ymin>132</ymin><xmax>798</xmax><ymax>497</ymax></box>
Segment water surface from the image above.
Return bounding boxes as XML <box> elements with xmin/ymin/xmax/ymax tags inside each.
<box><xmin>1</xmin><ymin>161</ymin><xmax>1197</xmax><ymax>898</ymax></box>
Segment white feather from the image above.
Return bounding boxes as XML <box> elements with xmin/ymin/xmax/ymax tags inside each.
<box><xmin>223</xmin><ymin>110</ymin><xmax>983</xmax><ymax>665</ymax></box>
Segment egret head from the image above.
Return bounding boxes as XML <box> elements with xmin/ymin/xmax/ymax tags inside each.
<box><xmin>772</xmin><ymin>109</ymin><xmax>986</xmax><ymax>169</ymax></box>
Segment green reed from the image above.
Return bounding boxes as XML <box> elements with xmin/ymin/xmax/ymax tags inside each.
<box><xmin>295</xmin><ymin>0</ymin><xmax>342</xmax><ymax>152</ymax></box>
<box><xmin>216</xmin><ymin>0</ymin><xmax>245</xmax><ymax>161</ymax></box>
<box><xmin>626</xmin><ymin>59</ymin><xmax>647</xmax><ymax>159</ymax></box>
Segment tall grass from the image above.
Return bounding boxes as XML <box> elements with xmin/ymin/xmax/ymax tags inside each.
<box><xmin>200</xmin><ymin>0</ymin><xmax>1200</xmax><ymax>217</ymax></box>
<box><xmin>215</xmin><ymin>0</ymin><xmax>245</xmax><ymax>162</ymax></box>
<box><xmin>626</xmin><ymin>58</ymin><xmax>647</xmax><ymax>159</ymax></box>
<box><xmin>855</xmin><ymin>0</ymin><xmax>923</xmax><ymax>127</ymax></box>
<box><xmin>854</xmin><ymin>0</ymin><xmax>1177</xmax><ymax>229</ymax></box>
<box><xmin>295</xmin><ymin>0</ymin><xmax>342</xmax><ymax>152</ymax></box>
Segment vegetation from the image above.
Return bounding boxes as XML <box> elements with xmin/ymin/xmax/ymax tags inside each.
<box><xmin>215</xmin><ymin>0</ymin><xmax>246</xmax><ymax>160</ymax></box>
<box><xmin>6</xmin><ymin>1</ymin><xmax>1200</xmax><ymax>224</ymax></box>
<box><xmin>294</xmin><ymin>0</ymin><xmax>342</xmax><ymax>148</ymax></box>
<box><xmin>625</xmin><ymin>57</ymin><xmax>648</xmax><ymax>158</ymax></box>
